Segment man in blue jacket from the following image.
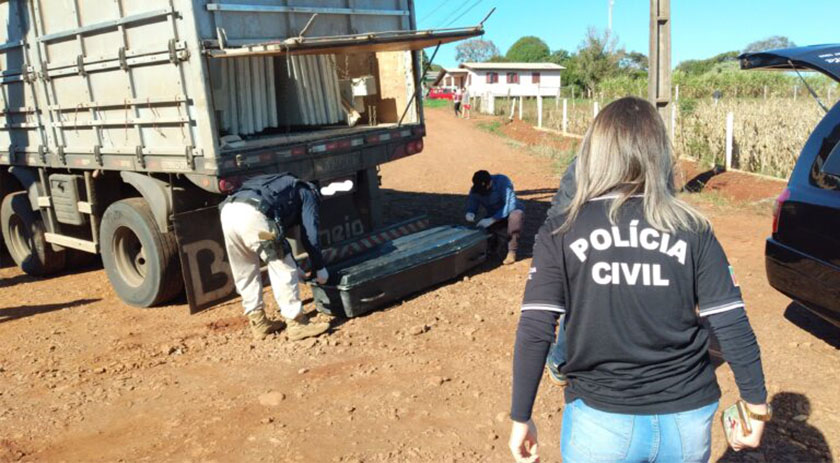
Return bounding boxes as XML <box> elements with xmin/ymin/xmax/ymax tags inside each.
<box><xmin>220</xmin><ymin>173</ymin><xmax>331</xmax><ymax>341</ymax></box>
<box><xmin>465</xmin><ymin>170</ymin><xmax>525</xmax><ymax>265</ymax></box>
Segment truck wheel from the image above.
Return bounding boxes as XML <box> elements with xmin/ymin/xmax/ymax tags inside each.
<box><xmin>0</xmin><ymin>192</ymin><xmax>66</xmax><ymax>275</ymax></box>
<box><xmin>100</xmin><ymin>198</ymin><xmax>183</xmax><ymax>307</ymax></box>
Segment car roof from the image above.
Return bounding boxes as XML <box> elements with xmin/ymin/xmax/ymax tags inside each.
<box><xmin>739</xmin><ymin>44</ymin><xmax>840</xmax><ymax>83</ymax></box>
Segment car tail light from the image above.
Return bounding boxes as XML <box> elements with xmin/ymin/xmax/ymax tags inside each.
<box><xmin>772</xmin><ymin>188</ymin><xmax>791</xmax><ymax>234</ymax></box>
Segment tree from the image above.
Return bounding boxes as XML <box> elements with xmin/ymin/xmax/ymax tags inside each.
<box><xmin>486</xmin><ymin>55</ymin><xmax>509</xmax><ymax>63</ymax></box>
<box><xmin>675</xmin><ymin>51</ymin><xmax>739</xmax><ymax>75</ymax></box>
<box><xmin>576</xmin><ymin>27</ymin><xmax>623</xmax><ymax>94</ymax></box>
<box><xmin>547</xmin><ymin>49</ymin><xmax>571</xmax><ymax>65</ymax></box>
<box><xmin>619</xmin><ymin>51</ymin><xmax>648</xmax><ymax>80</ymax></box>
<box><xmin>505</xmin><ymin>36</ymin><xmax>550</xmax><ymax>62</ymax></box>
<box><xmin>743</xmin><ymin>36</ymin><xmax>796</xmax><ymax>54</ymax></box>
<box><xmin>455</xmin><ymin>39</ymin><xmax>500</xmax><ymax>63</ymax></box>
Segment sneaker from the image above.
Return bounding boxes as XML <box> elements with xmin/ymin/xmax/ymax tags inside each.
<box><xmin>547</xmin><ymin>362</ymin><xmax>568</xmax><ymax>386</ymax></box>
<box><xmin>247</xmin><ymin>310</ymin><xmax>285</xmax><ymax>340</ymax></box>
<box><xmin>503</xmin><ymin>251</ymin><xmax>516</xmax><ymax>265</ymax></box>
<box><xmin>286</xmin><ymin>314</ymin><xmax>330</xmax><ymax>341</ymax></box>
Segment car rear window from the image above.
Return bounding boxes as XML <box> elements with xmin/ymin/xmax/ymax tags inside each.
<box><xmin>809</xmin><ymin>123</ymin><xmax>840</xmax><ymax>191</ymax></box>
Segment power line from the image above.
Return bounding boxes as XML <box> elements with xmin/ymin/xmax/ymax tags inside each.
<box><xmin>419</xmin><ymin>0</ymin><xmax>448</xmax><ymax>24</ymax></box>
<box><xmin>435</xmin><ymin>1</ymin><xmax>473</xmax><ymax>28</ymax></box>
<box><xmin>443</xmin><ymin>0</ymin><xmax>484</xmax><ymax>28</ymax></box>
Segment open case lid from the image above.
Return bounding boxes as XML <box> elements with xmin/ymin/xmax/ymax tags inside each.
<box><xmin>206</xmin><ymin>26</ymin><xmax>484</xmax><ymax>58</ymax></box>
<box><xmin>739</xmin><ymin>44</ymin><xmax>840</xmax><ymax>82</ymax></box>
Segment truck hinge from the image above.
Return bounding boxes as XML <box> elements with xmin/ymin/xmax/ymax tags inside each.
<box><xmin>168</xmin><ymin>39</ymin><xmax>178</xmax><ymax>64</ymax></box>
<box><xmin>93</xmin><ymin>145</ymin><xmax>103</xmax><ymax>166</ymax></box>
<box><xmin>38</xmin><ymin>145</ymin><xmax>48</xmax><ymax>164</ymax></box>
<box><xmin>76</xmin><ymin>55</ymin><xmax>86</xmax><ymax>76</ymax></box>
<box><xmin>118</xmin><ymin>47</ymin><xmax>128</xmax><ymax>71</ymax></box>
<box><xmin>185</xmin><ymin>145</ymin><xmax>195</xmax><ymax>169</ymax></box>
<box><xmin>39</xmin><ymin>61</ymin><xmax>50</xmax><ymax>82</ymax></box>
<box><xmin>135</xmin><ymin>146</ymin><xmax>145</xmax><ymax>169</ymax></box>
<box><xmin>57</xmin><ymin>146</ymin><xmax>66</xmax><ymax>165</ymax></box>
<box><xmin>22</xmin><ymin>66</ymin><xmax>37</xmax><ymax>84</ymax></box>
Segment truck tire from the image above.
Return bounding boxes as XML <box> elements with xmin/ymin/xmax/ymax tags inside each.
<box><xmin>1</xmin><ymin>191</ymin><xmax>66</xmax><ymax>276</ymax></box>
<box><xmin>100</xmin><ymin>198</ymin><xmax>183</xmax><ymax>307</ymax></box>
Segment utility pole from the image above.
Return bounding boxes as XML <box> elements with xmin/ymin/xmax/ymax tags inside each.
<box><xmin>608</xmin><ymin>0</ymin><xmax>615</xmax><ymax>32</ymax></box>
<box><xmin>649</xmin><ymin>0</ymin><xmax>671</xmax><ymax>135</ymax></box>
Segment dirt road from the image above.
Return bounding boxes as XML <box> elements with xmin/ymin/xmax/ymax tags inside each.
<box><xmin>1</xmin><ymin>108</ymin><xmax>838</xmax><ymax>463</ymax></box>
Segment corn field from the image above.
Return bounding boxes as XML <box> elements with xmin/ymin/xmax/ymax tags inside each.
<box><xmin>485</xmin><ymin>94</ymin><xmax>836</xmax><ymax>179</ymax></box>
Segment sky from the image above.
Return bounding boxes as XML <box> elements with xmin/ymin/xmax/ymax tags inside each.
<box><xmin>414</xmin><ymin>0</ymin><xmax>840</xmax><ymax>69</ymax></box>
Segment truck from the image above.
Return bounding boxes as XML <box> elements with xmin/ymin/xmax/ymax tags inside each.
<box><xmin>0</xmin><ymin>0</ymin><xmax>487</xmax><ymax>314</ymax></box>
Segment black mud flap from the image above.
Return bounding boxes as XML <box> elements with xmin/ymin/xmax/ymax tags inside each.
<box><xmin>172</xmin><ymin>206</ymin><xmax>237</xmax><ymax>313</ymax></box>
<box><xmin>312</xmin><ymin>225</ymin><xmax>488</xmax><ymax>318</ymax></box>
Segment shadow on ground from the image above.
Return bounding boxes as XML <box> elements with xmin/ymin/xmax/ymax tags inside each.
<box><xmin>0</xmin><ymin>298</ymin><xmax>100</xmax><ymax>324</ymax></box>
<box><xmin>716</xmin><ymin>392</ymin><xmax>832</xmax><ymax>462</ymax></box>
<box><xmin>784</xmin><ymin>302</ymin><xmax>840</xmax><ymax>349</ymax></box>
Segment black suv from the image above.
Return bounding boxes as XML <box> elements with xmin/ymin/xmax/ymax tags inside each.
<box><xmin>740</xmin><ymin>44</ymin><xmax>840</xmax><ymax>328</ymax></box>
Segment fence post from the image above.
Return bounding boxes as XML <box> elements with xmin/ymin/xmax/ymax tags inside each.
<box><xmin>488</xmin><ymin>94</ymin><xmax>494</xmax><ymax>115</ymax></box>
<box><xmin>725</xmin><ymin>112</ymin><xmax>734</xmax><ymax>171</ymax></box>
<box><xmin>562</xmin><ymin>98</ymin><xmax>568</xmax><ymax>133</ymax></box>
<box><xmin>675</xmin><ymin>84</ymin><xmax>680</xmax><ymax>102</ymax></box>
<box><xmin>518</xmin><ymin>96</ymin><xmax>523</xmax><ymax>120</ymax></box>
<box><xmin>537</xmin><ymin>95</ymin><xmax>543</xmax><ymax>128</ymax></box>
<box><xmin>793</xmin><ymin>85</ymin><xmax>798</xmax><ymax>101</ymax></box>
<box><xmin>593</xmin><ymin>101</ymin><xmax>600</xmax><ymax>118</ymax></box>
<box><xmin>509</xmin><ymin>98</ymin><xmax>516</xmax><ymax>120</ymax></box>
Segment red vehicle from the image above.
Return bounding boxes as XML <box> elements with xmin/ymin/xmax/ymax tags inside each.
<box><xmin>428</xmin><ymin>87</ymin><xmax>455</xmax><ymax>100</ymax></box>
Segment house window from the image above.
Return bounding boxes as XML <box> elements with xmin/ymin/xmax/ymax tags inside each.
<box><xmin>486</xmin><ymin>72</ymin><xmax>499</xmax><ymax>84</ymax></box>
<box><xmin>507</xmin><ymin>72</ymin><xmax>519</xmax><ymax>84</ymax></box>
<box><xmin>532</xmin><ymin>72</ymin><xmax>541</xmax><ymax>84</ymax></box>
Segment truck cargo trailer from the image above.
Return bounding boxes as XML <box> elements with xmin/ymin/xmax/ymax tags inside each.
<box><xmin>0</xmin><ymin>0</ymin><xmax>485</xmax><ymax>314</ymax></box>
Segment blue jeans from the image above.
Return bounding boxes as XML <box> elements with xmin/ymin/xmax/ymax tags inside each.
<box><xmin>546</xmin><ymin>314</ymin><xmax>566</xmax><ymax>371</ymax></box>
<box><xmin>561</xmin><ymin>399</ymin><xmax>719</xmax><ymax>463</ymax></box>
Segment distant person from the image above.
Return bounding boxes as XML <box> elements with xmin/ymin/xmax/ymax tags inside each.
<box><xmin>461</xmin><ymin>87</ymin><xmax>471</xmax><ymax>119</ymax></box>
<box><xmin>219</xmin><ymin>173</ymin><xmax>331</xmax><ymax>341</ymax></box>
<box><xmin>465</xmin><ymin>170</ymin><xmax>524</xmax><ymax>265</ymax></box>
<box><xmin>509</xmin><ymin>97</ymin><xmax>769</xmax><ymax>462</ymax></box>
<box><xmin>453</xmin><ymin>87</ymin><xmax>462</xmax><ymax>117</ymax></box>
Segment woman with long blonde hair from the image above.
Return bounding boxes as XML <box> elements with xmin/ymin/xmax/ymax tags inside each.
<box><xmin>509</xmin><ymin>97</ymin><xmax>769</xmax><ymax>462</ymax></box>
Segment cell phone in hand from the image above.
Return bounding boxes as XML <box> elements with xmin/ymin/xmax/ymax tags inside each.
<box><xmin>721</xmin><ymin>400</ymin><xmax>752</xmax><ymax>447</ymax></box>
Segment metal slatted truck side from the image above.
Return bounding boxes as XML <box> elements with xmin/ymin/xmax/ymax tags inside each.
<box><xmin>0</xmin><ymin>0</ymin><xmax>486</xmax><ymax>315</ymax></box>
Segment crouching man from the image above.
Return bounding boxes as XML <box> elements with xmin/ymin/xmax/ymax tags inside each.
<box><xmin>219</xmin><ymin>173</ymin><xmax>331</xmax><ymax>341</ymax></box>
<box><xmin>465</xmin><ymin>170</ymin><xmax>525</xmax><ymax>265</ymax></box>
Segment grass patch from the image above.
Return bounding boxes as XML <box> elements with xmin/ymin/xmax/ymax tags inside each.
<box><xmin>477</xmin><ymin>120</ymin><xmax>502</xmax><ymax>135</ymax></box>
<box><xmin>528</xmin><ymin>143</ymin><xmax>577</xmax><ymax>174</ymax></box>
<box><xmin>422</xmin><ymin>98</ymin><xmax>449</xmax><ymax>109</ymax></box>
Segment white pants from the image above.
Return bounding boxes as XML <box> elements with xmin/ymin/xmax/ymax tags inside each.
<box><xmin>220</xmin><ymin>201</ymin><xmax>302</xmax><ymax>319</ymax></box>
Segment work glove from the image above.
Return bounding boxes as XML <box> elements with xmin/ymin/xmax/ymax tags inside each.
<box><xmin>315</xmin><ymin>268</ymin><xmax>329</xmax><ymax>285</ymax></box>
<box><xmin>465</xmin><ymin>212</ymin><xmax>476</xmax><ymax>223</ymax></box>
<box><xmin>477</xmin><ymin>217</ymin><xmax>496</xmax><ymax>229</ymax></box>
